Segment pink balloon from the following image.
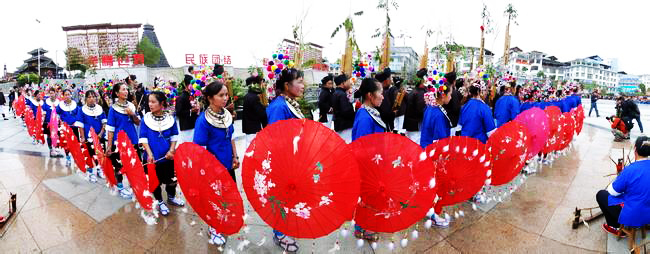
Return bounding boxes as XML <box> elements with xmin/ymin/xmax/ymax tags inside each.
<box><xmin>268</xmin><ymin>73</ymin><xmax>275</xmax><ymax>79</ymax></box>
<box><xmin>278</xmin><ymin>64</ymin><xmax>284</xmax><ymax>69</ymax></box>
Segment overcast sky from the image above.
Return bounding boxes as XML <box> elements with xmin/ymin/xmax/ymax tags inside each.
<box><xmin>2</xmin><ymin>0</ymin><xmax>649</xmax><ymax>75</ymax></box>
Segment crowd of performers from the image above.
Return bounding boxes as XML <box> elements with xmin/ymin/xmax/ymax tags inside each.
<box><xmin>10</xmin><ymin>63</ymin><xmax>650</xmax><ymax>252</ymax></box>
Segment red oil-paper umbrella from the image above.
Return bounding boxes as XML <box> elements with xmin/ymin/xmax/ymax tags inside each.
<box><xmin>25</xmin><ymin>107</ymin><xmax>35</xmax><ymax>138</ymax></box>
<box><xmin>146</xmin><ymin>164</ymin><xmax>159</xmax><ymax>194</ymax></box>
<box><xmin>34</xmin><ymin>106</ymin><xmax>45</xmax><ymax>144</ymax></box>
<box><xmin>175</xmin><ymin>142</ymin><xmax>244</xmax><ymax>235</ymax></box>
<box><xmin>349</xmin><ymin>133</ymin><xmax>436</xmax><ymax>233</ymax></box>
<box><xmin>89</xmin><ymin>128</ymin><xmax>117</xmax><ymax>187</ymax></box>
<box><xmin>574</xmin><ymin>105</ymin><xmax>585</xmax><ymax>135</ymax></box>
<box><xmin>487</xmin><ymin>121</ymin><xmax>530</xmax><ymax>186</ymax></box>
<box><xmin>14</xmin><ymin>96</ymin><xmax>25</xmax><ymax>117</ymax></box>
<box><xmin>116</xmin><ymin>131</ymin><xmax>153</xmax><ymax>211</ymax></box>
<box><xmin>64</xmin><ymin>123</ymin><xmax>87</xmax><ymax>173</ymax></box>
<box><xmin>543</xmin><ymin>106</ymin><xmax>563</xmax><ymax>154</ymax></box>
<box><xmin>425</xmin><ymin>136</ymin><xmax>491</xmax><ymax>214</ymax></box>
<box><xmin>557</xmin><ymin>112</ymin><xmax>575</xmax><ymax>151</ymax></box>
<box><xmin>242</xmin><ymin>119</ymin><xmax>360</xmax><ymax>238</ymax></box>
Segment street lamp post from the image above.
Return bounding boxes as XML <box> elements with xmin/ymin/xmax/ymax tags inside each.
<box><xmin>36</xmin><ymin>19</ymin><xmax>41</xmax><ymax>80</ymax></box>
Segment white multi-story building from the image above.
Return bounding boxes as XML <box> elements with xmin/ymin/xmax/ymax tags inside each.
<box><xmin>498</xmin><ymin>47</ymin><xmax>568</xmax><ymax>81</ymax></box>
<box><xmin>640</xmin><ymin>74</ymin><xmax>650</xmax><ymax>86</ymax></box>
<box><xmin>370</xmin><ymin>41</ymin><xmax>419</xmax><ymax>77</ymax></box>
<box><xmin>564</xmin><ymin>55</ymin><xmax>618</xmax><ymax>93</ymax></box>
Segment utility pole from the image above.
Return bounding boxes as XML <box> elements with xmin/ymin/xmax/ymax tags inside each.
<box><xmin>36</xmin><ymin>19</ymin><xmax>41</xmax><ymax>80</ymax></box>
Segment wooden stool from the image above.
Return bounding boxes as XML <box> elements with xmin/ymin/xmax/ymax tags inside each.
<box><xmin>618</xmin><ymin>224</ymin><xmax>649</xmax><ymax>254</ymax></box>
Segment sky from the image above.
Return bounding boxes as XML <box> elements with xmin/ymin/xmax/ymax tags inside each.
<box><xmin>2</xmin><ymin>0</ymin><xmax>649</xmax><ymax>75</ymax></box>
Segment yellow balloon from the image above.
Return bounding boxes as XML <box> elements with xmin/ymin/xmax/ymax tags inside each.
<box><xmin>271</xmin><ymin>65</ymin><xmax>277</xmax><ymax>71</ymax></box>
<box><xmin>434</xmin><ymin>76</ymin><xmax>440</xmax><ymax>81</ymax></box>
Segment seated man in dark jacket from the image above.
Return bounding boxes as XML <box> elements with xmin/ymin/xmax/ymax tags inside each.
<box><xmin>318</xmin><ymin>75</ymin><xmax>334</xmax><ymax>128</ymax></box>
<box><xmin>332</xmin><ymin>74</ymin><xmax>355</xmax><ymax>143</ymax></box>
<box><xmin>242</xmin><ymin>75</ymin><xmax>268</xmax><ymax>145</ymax></box>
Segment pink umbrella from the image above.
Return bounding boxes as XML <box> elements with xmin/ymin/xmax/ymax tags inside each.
<box><xmin>514</xmin><ymin>108</ymin><xmax>550</xmax><ymax>160</ymax></box>
<box><xmin>49</xmin><ymin>110</ymin><xmax>60</xmax><ymax>148</ymax></box>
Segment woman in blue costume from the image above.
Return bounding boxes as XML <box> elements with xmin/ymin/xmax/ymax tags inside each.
<box><xmin>75</xmin><ymin>90</ymin><xmax>107</xmax><ymax>182</ymax></box>
<box><xmin>350</xmin><ymin>77</ymin><xmax>386</xmax><ymax>242</ymax></box>
<box><xmin>57</xmin><ymin>89</ymin><xmax>80</xmax><ymax>166</ymax></box>
<box><xmin>351</xmin><ymin>77</ymin><xmax>387</xmax><ymax>141</ymax></box>
<box><xmin>141</xmin><ymin>91</ymin><xmax>185</xmax><ymax>216</ymax></box>
<box><xmin>263</xmin><ymin>68</ymin><xmax>304</xmax><ymax>252</ymax></box>
<box><xmin>420</xmin><ymin>83</ymin><xmax>452</xmax><ymax>149</ymax></box>
<box><xmin>105</xmin><ymin>83</ymin><xmax>140</xmax><ymax>199</ymax></box>
<box><xmin>494</xmin><ymin>82</ymin><xmax>520</xmax><ymax>127</ymax></box>
<box><xmin>193</xmin><ymin>81</ymin><xmax>240</xmax><ymax>246</ymax></box>
<box><xmin>43</xmin><ymin>87</ymin><xmax>61</xmax><ymax>157</ymax></box>
<box><xmin>597</xmin><ymin>136</ymin><xmax>650</xmax><ymax>236</ymax></box>
<box><xmin>459</xmin><ymin>81</ymin><xmax>496</xmax><ymax>143</ymax></box>
<box><xmin>266</xmin><ymin>68</ymin><xmax>305</xmax><ymax>125</ymax></box>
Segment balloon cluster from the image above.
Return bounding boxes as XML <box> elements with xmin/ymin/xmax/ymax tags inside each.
<box><xmin>427</xmin><ymin>69</ymin><xmax>447</xmax><ymax>85</ymax></box>
<box><xmin>187</xmin><ymin>65</ymin><xmax>217</xmax><ymax>98</ymax></box>
<box><xmin>265</xmin><ymin>51</ymin><xmax>295</xmax><ymax>80</ymax></box>
<box><xmin>351</xmin><ymin>54</ymin><xmax>376</xmax><ymax>82</ymax></box>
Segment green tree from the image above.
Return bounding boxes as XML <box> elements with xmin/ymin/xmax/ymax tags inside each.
<box><xmin>522</xmin><ymin>67</ymin><xmax>528</xmax><ymax>72</ymax></box>
<box><xmin>537</xmin><ymin>71</ymin><xmax>545</xmax><ymax>78</ymax></box>
<box><xmin>114</xmin><ymin>45</ymin><xmax>129</xmax><ymax>60</ymax></box>
<box><xmin>136</xmin><ymin>37</ymin><xmax>161</xmax><ymax>66</ymax></box>
<box><xmin>65</xmin><ymin>47</ymin><xmax>88</xmax><ymax>73</ymax></box>
<box><xmin>17</xmin><ymin>73</ymin><xmax>41</xmax><ymax>85</ymax></box>
<box><xmin>302</xmin><ymin>59</ymin><xmax>317</xmax><ymax>69</ymax></box>
<box><xmin>639</xmin><ymin>83</ymin><xmax>646</xmax><ymax>94</ymax></box>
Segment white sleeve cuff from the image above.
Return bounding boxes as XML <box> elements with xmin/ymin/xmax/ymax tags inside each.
<box><xmin>170</xmin><ymin>135</ymin><xmax>179</xmax><ymax>142</ymax></box>
<box><xmin>105</xmin><ymin>125</ymin><xmax>115</xmax><ymax>132</ymax></box>
<box><xmin>139</xmin><ymin>138</ymin><xmax>148</xmax><ymax>144</ymax></box>
<box><xmin>487</xmin><ymin>129</ymin><xmax>496</xmax><ymax>137</ymax></box>
<box><xmin>74</xmin><ymin>121</ymin><xmax>84</xmax><ymax>128</ymax></box>
<box><xmin>607</xmin><ymin>184</ymin><xmax>622</xmax><ymax>196</ymax></box>
<box><xmin>101</xmin><ymin>119</ymin><xmax>107</xmax><ymax>123</ymax></box>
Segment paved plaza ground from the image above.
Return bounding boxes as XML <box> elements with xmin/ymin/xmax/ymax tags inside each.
<box><xmin>0</xmin><ymin>99</ymin><xmax>648</xmax><ymax>253</ymax></box>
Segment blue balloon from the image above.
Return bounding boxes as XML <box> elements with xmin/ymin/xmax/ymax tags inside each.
<box><xmin>274</xmin><ymin>68</ymin><xmax>281</xmax><ymax>74</ymax></box>
<box><xmin>278</xmin><ymin>54</ymin><xmax>284</xmax><ymax>60</ymax></box>
<box><xmin>439</xmin><ymin>80</ymin><xmax>444</xmax><ymax>85</ymax></box>
<box><xmin>483</xmin><ymin>74</ymin><xmax>489</xmax><ymax>79</ymax></box>
<box><xmin>433</xmin><ymin>70</ymin><xmax>438</xmax><ymax>75</ymax></box>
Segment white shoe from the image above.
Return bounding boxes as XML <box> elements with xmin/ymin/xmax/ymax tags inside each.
<box><xmin>158</xmin><ymin>202</ymin><xmax>170</xmax><ymax>216</ymax></box>
<box><xmin>88</xmin><ymin>173</ymin><xmax>97</xmax><ymax>183</ymax></box>
<box><xmin>96</xmin><ymin>168</ymin><xmax>105</xmax><ymax>179</ymax></box>
<box><xmin>208</xmin><ymin>227</ymin><xmax>226</xmax><ymax>245</ymax></box>
<box><xmin>49</xmin><ymin>150</ymin><xmax>56</xmax><ymax>157</ymax></box>
<box><xmin>168</xmin><ymin>196</ymin><xmax>185</xmax><ymax>207</ymax></box>
<box><xmin>118</xmin><ymin>187</ymin><xmax>133</xmax><ymax>199</ymax></box>
<box><xmin>431</xmin><ymin>214</ymin><xmax>450</xmax><ymax>228</ymax></box>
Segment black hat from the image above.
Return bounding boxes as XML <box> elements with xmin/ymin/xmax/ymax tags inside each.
<box><xmin>334</xmin><ymin>74</ymin><xmax>349</xmax><ymax>86</ymax></box>
<box><xmin>213</xmin><ymin>64</ymin><xmax>225</xmax><ymax>76</ymax></box>
<box><xmin>376</xmin><ymin>68</ymin><xmax>393</xmax><ymax>82</ymax></box>
<box><xmin>416</xmin><ymin>68</ymin><xmax>428</xmax><ymax>79</ymax></box>
<box><xmin>321</xmin><ymin>74</ymin><xmax>334</xmax><ymax>85</ymax></box>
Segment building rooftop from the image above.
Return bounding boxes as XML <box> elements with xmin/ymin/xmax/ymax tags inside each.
<box><xmin>62</xmin><ymin>23</ymin><xmax>142</xmax><ymax>32</ymax></box>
